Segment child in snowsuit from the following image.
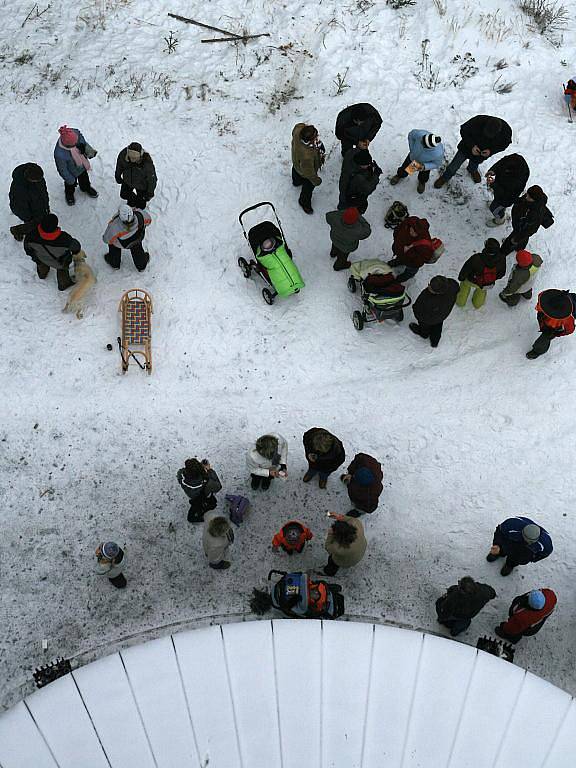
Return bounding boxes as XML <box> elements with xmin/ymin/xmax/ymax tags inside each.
<box><xmin>436</xmin><ymin>576</ymin><xmax>496</xmax><ymax>637</ymax></box>
<box><xmin>495</xmin><ymin>589</ymin><xmax>557</xmax><ymax>643</ymax></box>
<box><xmin>390</xmin><ymin>131</ymin><xmax>444</xmax><ymax>194</ymax></box>
<box><xmin>335</xmin><ymin>103</ymin><xmax>382</xmax><ymax>156</ymax></box>
<box><xmin>103</xmin><ymin>203</ymin><xmax>152</xmax><ymax>271</ymax></box>
<box><xmin>410</xmin><ymin>275</ymin><xmax>460</xmax><ymax>348</ymax></box>
<box><xmin>303</xmin><ymin>427</ymin><xmax>346</xmax><ymax>488</ymax></box>
<box><xmin>456</xmin><ymin>238</ymin><xmax>506</xmax><ymax>309</ymax></box>
<box><xmin>115</xmin><ymin>142</ymin><xmax>157</xmax><ymax>209</ymax></box>
<box><xmin>487</xmin><ymin>516</ymin><xmax>553</xmax><ymax>576</ymax></box>
<box><xmin>246</xmin><ymin>433</ymin><xmax>288</xmax><ymax>490</ymax></box>
<box><xmin>341</xmin><ymin>453</ymin><xmax>383</xmax><ymax>516</ymax></box>
<box><xmin>95</xmin><ymin>541</ymin><xmax>127</xmax><ymax>588</ymax></box>
<box><xmin>338</xmin><ymin>149</ymin><xmax>382</xmax><ymax>214</ymax></box>
<box><xmin>500</xmin><ymin>186</ymin><xmax>551</xmax><ymax>256</ymax></box>
<box><xmin>325</xmin><ymin>207</ymin><xmax>371</xmax><ymax>271</ymax></box>
<box><xmin>499</xmin><ymin>250</ymin><xmax>542</xmax><ymax>306</ymax></box>
<box><xmin>323</xmin><ymin>512</ymin><xmax>367</xmax><ymax>576</ymax></box>
<box><xmin>291</xmin><ymin>124</ymin><xmax>325</xmax><ymax>214</ymax></box>
<box><xmin>54</xmin><ymin>125</ymin><xmax>98</xmax><ymax>205</ymax></box>
<box><xmin>177</xmin><ymin>458</ymin><xmax>222</xmax><ymax>523</ymax></box>
<box><xmin>272</xmin><ymin>521</ymin><xmax>313</xmax><ymax>555</ymax></box>
<box><xmin>203</xmin><ymin>511</ymin><xmax>234</xmax><ymax>570</ymax></box>
<box><xmin>526</xmin><ymin>289</ymin><xmax>575</xmax><ymax>359</ymax></box>
<box><xmin>485</xmin><ymin>153</ymin><xmax>530</xmax><ymax>226</ymax></box>
<box><xmin>388</xmin><ymin>216</ymin><xmax>442</xmax><ymax>282</ymax></box>
<box><xmin>9</xmin><ymin>163</ymin><xmax>50</xmax><ymax>241</ymax></box>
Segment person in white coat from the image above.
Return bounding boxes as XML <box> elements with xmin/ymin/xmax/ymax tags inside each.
<box><xmin>246</xmin><ymin>433</ymin><xmax>288</xmax><ymax>491</ymax></box>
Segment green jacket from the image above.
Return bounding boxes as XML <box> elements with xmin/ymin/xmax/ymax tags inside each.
<box><xmin>325</xmin><ymin>210</ymin><xmax>371</xmax><ymax>254</ymax></box>
<box><xmin>291</xmin><ymin>124</ymin><xmax>323</xmax><ymax>186</ymax></box>
<box><xmin>501</xmin><ymin>254</ymin><xmax>542</xmax><ymax>296</ymax></box>
<box><xmin>256</xmin><ymin>243</ymin><xmax>305</xmax><ymax>297</ymax></box>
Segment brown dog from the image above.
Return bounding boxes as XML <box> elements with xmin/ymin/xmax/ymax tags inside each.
<box><xmin>63</xmin><ymin>250</ymin><xmax>96</xmax><ymax>319</ymax></box>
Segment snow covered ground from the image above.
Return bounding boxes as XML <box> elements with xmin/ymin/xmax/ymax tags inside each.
<box><xmin>1</xmin><ymin>0</ymin><xmax>575</xmax><ymax>710</ymax></box>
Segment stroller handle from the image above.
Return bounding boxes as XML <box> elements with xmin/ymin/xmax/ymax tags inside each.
<box><xmin>267</xmin><ymin>569</ymin><xmax>287</xmax><ymax>581</ymax></box>
<box><xmin>239</xmin><ymin>201</ymin><xmax>277</xmax><ymax>224</ymax></box>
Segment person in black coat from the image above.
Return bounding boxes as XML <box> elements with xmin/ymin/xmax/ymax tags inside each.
<box><xmin>434</xmin><ymin>115</ymin><xmax>512</xmax><ymax>188</ymax></box>
<box><xmin>335</xmin><ymin>103</ymin><xmax>382</xmax><ymax>156</ymax></box>
<box><xmin>338</xmin><ymin>148</ymin><xmax>382</xmax><ymax>214</ymax></box>
<box><xmin>485</xmin><ymin>153</ymin><xmax>530</xmax><ymax>226</ymax></box>
<box><xmin>23</xmin><ymin>214</ymin><xmax>80</xmax><ymax>291</ymax></box>
<box><xmin>436</xmin><ymin>576</ymin><xmax>496</xmax><ymax>636</ymax></box>
<box><xmin>500</xmin><ymin>185</ymin><xmax>550</xmax><ymax>256</ymax></box>
<box><xmin>302</xmin><ymin>428</ymin><xmax>345</xmax><ymax>489</ymax></box>
<box><xmin>177</xmin><ymin>458</ymin><xmax>222</xmax><ymax>523</ymax></box>
<box><xmin>409</xmin><ymin>275</ymin><xmax>459</xmax><ymax>348</ymax></box>
<box><xmin>115</xmin><ymin>143</ymin><xmax>157</xmax><ymax>209</ymax></box>
<box><xmin>9</xmin><ymin>163</ymin><xmax>50</xmax><ymax>241</ymax></box>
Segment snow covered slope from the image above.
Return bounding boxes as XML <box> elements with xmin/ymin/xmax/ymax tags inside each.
<box><xmin>1</xmin><ymin>0</ymin><xmax>575</xmax><ymax>709</ymax></box>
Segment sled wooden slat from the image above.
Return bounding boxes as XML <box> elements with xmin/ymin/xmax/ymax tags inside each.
<box><xmin>118</xmin><ymin>289</ymin><xmax>153</xmax><ymax>374</ymax></box>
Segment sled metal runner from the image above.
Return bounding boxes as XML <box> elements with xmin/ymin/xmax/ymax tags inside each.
<box><xmin>118</xmin><ymin>289</ymin><xmax>153</xmax><ymax>374</ymax></box>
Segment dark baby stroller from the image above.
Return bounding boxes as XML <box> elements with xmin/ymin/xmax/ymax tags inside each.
<box><xmin>268</xmin><ymin>570</ymin><xmax>345</xmax><ymax>620</ymax></box>
<box><xmin>348</xmin><ymin>259</ymin><xmax>411</xmax><ymax>331</ymax></box>
<box><xmin>238</xmin><ymin>201</ymin><xmax>305</xmax><ymax>305</ymax></box>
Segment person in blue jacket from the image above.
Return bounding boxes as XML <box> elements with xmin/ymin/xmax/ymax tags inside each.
<box><xmin>486</xmin><ymin>516</ymin><xmax>553</xmax><ymax>576</ymax></box>
<box><xmin>389</xmin><ymin>131</ymin><xmax>444</xmax><ymax>194</ymax></box>
<box><xmin>54</xmin><ymin>125</ymin><xmax>98</xmax><ymax>206</ymax></box>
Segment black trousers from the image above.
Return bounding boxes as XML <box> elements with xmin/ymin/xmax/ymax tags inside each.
<box><xmin>413</xmin><ymin>321</ymin><xmax>443</xmax><ymax>346</ymax></box>
<box><xmin>65</xmin><ymin>169</ymin><xmax>92</xmax><ymax>196</ymax></box>
<box><xmin>107</xmin><ymin>242</ymin><xmax>149</xmax><ymax>271</ymax></box>
<box><xmin>396</xmin><ymin>153</ymin><xmax>430</xmax><ymax>184</ymax></box>
<box><xmin>34</xmin><ymin>259</ymin><xmax>74</xmax><ymax>290</ymax></box>
<box><xmin>120</xmin><ymin>183</ymin><xmax>148</xmax><ymax>209</ymax></box>
<box><xmin>324</xmin><ymin>555</ymin><xmax>339</xmax><ymax>576</ymax></box>
<box><xmin>340</xmin><ymin>139</ymin><xmax>354</xmax><ymax>156</ymax></box>
<box><xmin>492</xmin><ymin>527</ymin><xmax>531</xmax><ymax>569</ymax></box>
<box><xmin>501</xmin><ymin>233</ymin><xmax>529</xmax><ymax>257</ymax></box>
<box><xmin>292</xmin><ymin>167</ymin><xmax>314</xmax><ymax>208</ymax></box>
<box><xmin>528</xmin><ymin>330</ymin><xmax>555</xmax><ymax>358</ymax></box>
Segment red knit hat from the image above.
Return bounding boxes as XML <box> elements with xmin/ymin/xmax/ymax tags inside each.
<box><xmin>516</xmin><ymin>250</ymin><xmax>532</xmax><ymax>267</ymax></box>
<box><xmin>342</xmin><ymin>207</ymin><xmax>359</xmax><ymax>225</ymax></box>
<box><xmin>58</xmin><ymin>125</ymin><xmax>78</xmax><ymax>147</ymax></box>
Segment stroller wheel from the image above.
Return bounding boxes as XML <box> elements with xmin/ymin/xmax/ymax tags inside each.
<box><xmin>352</xmin><ymin>311</ymin><xmax>364</xmax><ymax>331</ymax></box>
<box><xmin>262</xmin><ymin>288</ymin><xmax>275</xmax><ymax>305</ymax></box>
<box><xmin>238</xmin><ymin>257</ymin><xmax>251</xmax><ymax>278</ymax></box>
<box><xmin>397</xmin><ymin>309</ymin><xmax>404</xmax><ymax>322</ymax></box>
<box><xmin>347</xmin><ymin>276</ymin><xmax>357</xmax><ymax>294</ymax></box>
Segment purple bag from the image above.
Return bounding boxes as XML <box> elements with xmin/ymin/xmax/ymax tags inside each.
<box><xmin>226</xmin><ymin>494</ymin><xmax>250</xmax><ymax>526</ymax></box>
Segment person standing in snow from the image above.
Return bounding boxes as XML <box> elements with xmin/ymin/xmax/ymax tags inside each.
<box><xmin>456</xmin><ymin>238</ymin><xmax>506</xmax><ymax>310</ymax></box>
<box><xmin>486</xmin><ymin>516</ymin><xmax>553</xmax><ymax>576</ymax></box>
<box><xmin>338</xmin><ymin>148</ymin><xmax>382</xmax><ymax>214</ymax></box>
<box><xmin>203</xmin><ymin>511</ymin><xmax>234</xmax><ymax>570</ymax></box>
<box><xmin>247</xmin><ymin>433</ymin><xmax>288</xmax><ymax>491</ymax></box>
<box><xmin>496</xmin><ymin>588</ymin><xmax>557</xmax><ymax>643</ymax></box>
<box><xmin>500</xmin><ymin>186</ymin><xmax>551</xmax><ymax>256</ymax></box>
<box><xmin>340</xmin><ymin>453</ymin><xmax>383</xmax><ymax>517</ymax></box>
<box><xmin>526</xmin><ymin>289</ymin><xmax>575</xmax><ymax>360</ymax></box>
<box><xmin>23</xmin><ymin>213</ymin><xmax>80</xmax><ymax>291</ymax></box>
<box><xmin>302</xmin><ymin>427</ymin><xmax>346</xmax><ymax>489</ymax></box>
<box><xmin>115</xmin><ymin>142</ymin><xmax>157</xmax><ymax>209</ymax></box>
<box><xmin>54</xmin><ymin>125</ymin><xmax>98</xmax><ymax>206</ymax></box>
<box><xmin>9</xmin><ymin>163</ymin><xmax>50</xmax><ymax>241</ymax></box>
<box><xmin>177</xmin><ymin>458</ymin><xmax>222</xmax><ymax>523</ymax></box>
<box><xmin>436</xmin><ymin>576</ymin><xmax>496</xmax><ymax>637</ymax></box>
<box><xmin>389</xmin><ymin>131</ymin><xmax>444</xmax><ymax>194</ymax></box>
<box><xmin>103</xmin><ymin>203</ymin><xmax>151</xmax><ymax>271</ymax></box>
<box><xmin>484</xmin><ymin>153</ymin><xmax>530</xmax><ymax>227</ymax></box>
<box><xmin>499</xmin><ymin>250</ymin><xmax>542</xmax><ymax>307</ymax></box>
<box><xmin>95</xmin><ymin>541</ymin><xmax>127</xmax><ymax>588</ymax></box>
<box><xmin>291</xmin><ymin>123</ymin><xmax>325</xmax><ymax>215</ymax></box>
<box><xmin>325</xmin><ymin>206</ymin><xmax>371</xmax><ymax>271</ymax></box>
<box><xmin>387</xmin><ymin>215</ymin><xmax>443</xmax><ymax>282</ymax></box>
<box><xmin>323</xmin><ymin>512</ymin><xmax>367</xmax><ymax>576</ymax></box>
<box><xmin>335</xmin><ymin>103</ymin><xmax>382</xmax><ymax>156</ymax></box>
<box><xmin>434</xmin><ymin>115</ymin><xmax>512</xmax><ymax>188</ymax></box>
<box><xmin>409</xmin><ymin>275</ymin><xmax>460</xmax><ymax>348</ymax></box>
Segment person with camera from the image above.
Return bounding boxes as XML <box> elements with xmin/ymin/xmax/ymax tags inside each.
<box><xmin>54</xmin><ymin>125</ymin><xmax>98</xmax><ymax>205</ymax></box>
<box><xmin>177</xmin><ymin>457</ymin><xmax>222</xmax><ymax>523</ymax></box>
<box><xmin>95</xmin><ymin>541</ymin><xmax>127</xmax><ymax>589</ymax></box>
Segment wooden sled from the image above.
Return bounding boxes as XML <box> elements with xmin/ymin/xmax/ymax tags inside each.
<box><xmin>118</xmin><ymin>289</ymin><xmax>153</xmax><ymax>374</ymax></box>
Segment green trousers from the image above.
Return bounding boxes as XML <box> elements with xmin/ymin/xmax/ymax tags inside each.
<box><xmin>456</xmin><ymin>280</ymin><xmax>487</xmax><ymax>309</ymax></box>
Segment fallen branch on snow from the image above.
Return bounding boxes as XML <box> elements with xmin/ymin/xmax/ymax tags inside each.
<box><xmin>167</xmin><ymin>12</ymin><xmax>269</xmax><ymax>44</ymax></box>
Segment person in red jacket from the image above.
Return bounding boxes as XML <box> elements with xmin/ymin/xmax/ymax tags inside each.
<box><xmin>526</xmin><ymin>289</ymin><xmax>575</xmax><ymax>359</ymax></box>
<box><xmin>340</xmin><ymin>453</ymin><xmax>383</xmax><ymax>516</ymax></box>
<box><xmin>387</xmin><ymin>216</ymin><xmax>442</xmax><ymax>282</ymax></box>
<box><xmin>495</xmin><ymin>589</ymin><xmax>557</xmax><ymax>643</ymax></box>
<box><xmin>272</xmin><ymin>521</ymin><xmax>313</xmax><ymax>555</ymax></box>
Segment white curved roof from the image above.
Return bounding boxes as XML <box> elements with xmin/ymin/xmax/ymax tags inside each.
<box><xmin>0</xmin><ymin>620</ymin><xmax>574</xmax><ymax>767</ymax></box>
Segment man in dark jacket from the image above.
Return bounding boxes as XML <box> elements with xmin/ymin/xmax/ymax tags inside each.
<box><xmin>335</xmin><ymin>103</ymin><xmax>382</xmax><ymax>156</ymax></box>
<box><xmin>325</xmin><ymin>206</ymin><xmax>371</xmax><ymax>271</ymax></box>
<box><xmin>177</xmin><ymin>458</ymin><xmax>222</xmax><ymax>522</ymax></box>
<box><xmin>338</xmin><ymin>149</ymin><xmax>382</xmax><ymax>214</ymax></box>
<box><xmin>341</xmin><ymin>453</ymin><xmax>383</xmax><ymax>516</ymax></box>
<box><xmin>9</xmin><ymin>163</ymin><xmax>50</xmax><ymax>241</ymax></box>
<box><xmin>526</xmin><ymin>288</ymin><xmax>575</xmax><ymax>359</ymax></box>
<box><xmin>303</xmin><ymin>427</ymin><xmax>345</xmax><ymax>489</ymax></box>
<box><xmin>436</xmin><ymin>576</ymin><xmax>496</xmax><ymax>636</ymax></box>
<box><xmin>409</xmin><ymin>275</ymin><xmax>459</xmax><ymax>347</ymax></box>
<box><xmin>487</xmin><ymin>516</ymin><xmax>553</xmax><ymax>576</ymax></box>
<box><xmin>500</xmin><ymin>185</ymin><xmax>550</xmax><ymax>256</ymax></box>
<box><xmin>115</xmin><ymin>143</ymin><xmax>157</xmax><ymax>209</ymax></box>
<box><xmin>495</xmin><ymin>589</ymin><xmax>557</xmax><ymax>643</ymax></box>
<box><xmin>485</xmin><ymin>153</ymin><xmax>530</xmax><ymax>226</ymax></box>
<box><xmin>456</xmin><ymin>238</ymin><xmax>506</xmax><ymax>309</ymax></box>
<box><xmin>434</xmin><ymin>115</ymin><xmax>512</xmax><ymax>188</ymax></box>
<box><xmin>23</xmin><ymin>213</ymin><xmax>80</xmax><ymax>291</ymax></box>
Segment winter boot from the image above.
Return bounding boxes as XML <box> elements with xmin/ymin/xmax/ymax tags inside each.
<box><xmin>433</xmin><ymin>176</ymin><xmax>447</xmax><ymax>189</ymax></box>
<box><xmin>468</xmin><ymin>169</ymin><xmax>482</xmax><ymax>183</ymax></box>
<box><xmin>109</xmin><ymin>573</ymin><xmax>127</xmax><ymax>588</ymax></box>
<box><xmin>104</xmin><ymin>252</ymin><xmax>121</xmax><ymax>269</ymax></box>
<box><xmin>83</xmin><ymin>186</ymin><xmax>99</xmax><ymax>198</ymax></box>
<box><xmin>486</xmin><ymin>215</ymin><xmax>505</xmax><ymax>227</ymax></box>
<box><xmin>318</xmin><ymin>477</ymin><xmax>327</xmax><ymax>489</ymax></box>
<box><xmin>303</xmin><ymin>470</ymin><xmax>315</xmax><ymax>483</ymax></box>
<box><xmin>389</xmin><ymin>174</ymin><xmax>402</xmax><ymax>186</ymax></box>
<box><xmin>500</xmin><ymin>563</ymin><xmax>514</xmax><ymax>576</ymax></box>
<box><xmin>65</xmin><ymin>185</ymin><xmax>76</xmax><ymax>206</ymax></box>
<box><xmin>333</xmin><ymin>256</ymin><xmax>351</xmax><ymax>271</ymax></box>
<box><xmin>409</xmin><ymin>322</ymin><xmax>428</xmax><ymax>339</ymax></box>
<box><xmin>417</xmin><ymin>181</ymin><xmax>426</xmax><ymax>194</ymax></box>
<box><xmin>209</xmin><ymin>560</ymin><xmax>231</xmax><ymax>570</ymax></box>
<box><xmin>299</xmin><ymin>200</ymin><xmax>313</xmax><ymax>215</ymax></box>
<box><xmin>526</xmin><ymin>350</ymin><xmax>541</xmax><ymax>360</ymax></box>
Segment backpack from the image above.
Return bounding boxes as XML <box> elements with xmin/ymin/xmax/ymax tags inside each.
<box><xmin>225</xmin><ymin>494</ymin><xmax>250</xmax><ymax>526</ymax></box>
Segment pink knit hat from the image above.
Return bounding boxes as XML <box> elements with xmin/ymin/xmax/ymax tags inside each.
<box><xmin>58</xmin><ymin>125</ymin><xmax>78</xmax><ymax>147</ymax></box>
